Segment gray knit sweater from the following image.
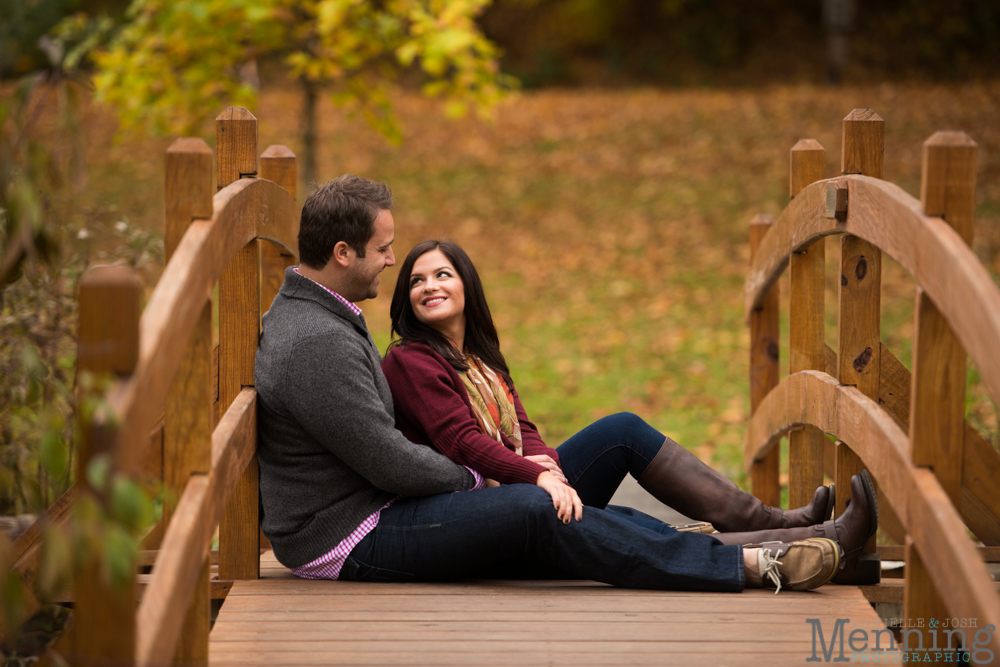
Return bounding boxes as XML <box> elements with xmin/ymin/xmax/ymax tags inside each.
<box><xmin>255</xmin><ymin>268</ymin><xmax>475</xmax><ymax>568</ymax></box>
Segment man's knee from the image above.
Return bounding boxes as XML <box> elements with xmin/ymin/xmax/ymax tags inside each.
<box><xmin>501</xmin><ymin>485</ymin><xmax>558</xmax><ymax>520</ymax></box>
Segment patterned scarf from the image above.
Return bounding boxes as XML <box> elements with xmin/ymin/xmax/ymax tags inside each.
<box><xmin>459</xmin><ymin>355</ymin><xmax>523</xmax><ymax>455</ymax></box>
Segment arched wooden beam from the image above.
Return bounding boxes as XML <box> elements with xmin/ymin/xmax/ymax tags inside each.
<box><xmin>744</xmin><ymin>175</ymin><xmax>1000</xmax><ymax>407</ymax></box>
<box><xmin>110</xmin><ymin>178</ymin><xmax>298</xmax><ymax>474</ymax></box>
<box><xmin>745</xmin><ymin>370</ymin><xmax>1000</xmax><ymax>641</ymax></box>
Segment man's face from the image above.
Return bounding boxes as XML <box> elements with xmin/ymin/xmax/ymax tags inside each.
<box><xmin>347</xmin><ymin>209</ymin><xmax>395</xmax><ymax>301</ymax></box>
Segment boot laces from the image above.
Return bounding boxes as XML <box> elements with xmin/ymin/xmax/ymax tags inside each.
<box><xmin>760</xmin><ymin>547</ymin><xmax>786</xmax><ymax>595</ymax></box>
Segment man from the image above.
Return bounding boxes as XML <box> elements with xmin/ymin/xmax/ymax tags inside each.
<box><xmin>255</xmin><ymin>174</ymin><xmax>869</xmax><ymax>590</ymax></box>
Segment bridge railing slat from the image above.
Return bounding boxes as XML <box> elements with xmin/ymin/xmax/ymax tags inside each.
<box><xmin>748</xmin><ymin>215</ymin><xmax>780</xmax><ymax>507</ymax></box>
<box><xmin>788</xmin><ymin>138</ymin><xmax>827</xmax><ymax>509</ymax></box>
<box><xmin>744</xmin><ymin>108</ymin><xmax>1000</xmax><ymax>657</ymax></box>
<box><xmin>73</xmin><ymin>265</ymin><xmax>143</xmax><ymax>663</ymax></box>
<box><xmin>217</xmin><ymin>107</ymin><xmax>263</xmax><ymax>583</ymax></box>
<box><xmin>162</xmin><ymin>136</ymin><xmax>216</xmax><ymax>665</ymax></box>
<box><xmin>903</xmin><ymin>130</ymin><xmax>979</xmax><ymax>655</ymax></box>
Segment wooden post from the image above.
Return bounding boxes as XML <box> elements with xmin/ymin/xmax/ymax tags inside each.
<box><xmin>910</xmin><ymin>131</ymin><xmax>976</xmax><ymax>504</ymax></box>
<box><xmin>835</xmin><ymin>108</ymin><xmax>883</xmax><ymax>582</ymax></box>
<box><xmin>74</xmin><ymin>265</ymin><xmax>141</xmax><ymax>666</ymax></box>
<box><xmin>749</xmin><ymin>214</ymin><xmax>780</xmax><ymax>507</ymax></box>
<box><xmin>259</xmin><ymin>145</ymin><xmax>298</xmax><ymax>315</ymax></box>
<box><xmin>903</xmin><ymin>131</ymin><xmax>978</xmax><ymax>660</ymax></box>
<box><xmin>163</xmin><ymin>137</ymin><xmax>214</xmax><ymax>665</ymax></box>
<box><xmin>217</xmin><ymin>107</ymin><xmax>262</xmax><ymax>581</ymax></box>
<box><xmin>787</xmin><ymin>139</ymin><xmax>827</xmax><ymax>509</ymax></box>
<box><xmin>257</xmin><ymin>145</ymin><xmax>297</xmax><ymax>553</ymax></box>
<box><xmin>902</xmin><ymin>537</ymin><xmax>952</xmax><ymax>658</ymax></box>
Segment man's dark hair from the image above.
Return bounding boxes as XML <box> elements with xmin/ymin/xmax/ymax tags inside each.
<box><xmin>297</xmin><ymin>175</ymin><xmax>393</xmax><ymax>269</ymax></box>
<box><xmin>388</xmin><ymin>239</ymin><xmax>513</xmax><ymax>389</ymax></box>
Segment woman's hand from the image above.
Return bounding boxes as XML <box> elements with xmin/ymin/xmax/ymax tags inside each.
<box><xmin>536</xmin><ymin>471</ymin><xmax>583</xmax><ymax>524</ymax></box>
<box><xmin>525</xmin><ymin>455</ymin><xmax>567</xmax><ymax>484</ymax></box>
<box><xmin>485</xmin><ymin>478</ymin><xmax>501</xmax><ymax>488</ymax></box>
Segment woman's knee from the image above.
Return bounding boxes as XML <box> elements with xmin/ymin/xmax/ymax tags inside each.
<box><xmin>599</xmin><ymin>412</ymin><xmax>663</xmax><ymax>443</ymax></box>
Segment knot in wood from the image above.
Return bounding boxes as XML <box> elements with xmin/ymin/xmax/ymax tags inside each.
<box><xmin>855</xmin><ymin>257</ymin><xmax>868</xmax><ymax>281</ymax></box>
<box><xmin>853</xmin><ymin>346</ymin><xmax>873</xmax><ymax>373</ymax></box>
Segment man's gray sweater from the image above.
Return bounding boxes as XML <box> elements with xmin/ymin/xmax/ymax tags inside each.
<box><xmin>255</xmin><ymin>268</ymin><xmax>474</xmax><ymax>568</ymax></box>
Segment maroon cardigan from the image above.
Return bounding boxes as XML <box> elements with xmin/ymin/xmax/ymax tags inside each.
<box><xmin>381</xmin><ymin>342</ymin><xmax>561</xmax><ymax>485</ymax></box>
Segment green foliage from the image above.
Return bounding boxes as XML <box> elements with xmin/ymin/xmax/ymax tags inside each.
<box><xmin>0</xmin><ymin>0</ymin><xmax>80</xmax><ymax>77</ymax></box>
<box><xmin>92</xmin><ymin>0</ymin><xmax>515</xmax><ymax>141</ymax></box>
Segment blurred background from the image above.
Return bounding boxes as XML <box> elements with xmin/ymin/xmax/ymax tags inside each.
<box><xmin>2</xmin><ymin>0</ymin><xmax>999</xmax><ymax>528</ymax></box>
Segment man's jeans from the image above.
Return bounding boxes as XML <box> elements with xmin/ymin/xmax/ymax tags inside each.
<box><xmin>342</xmin><ymin>414</ymin><xmax>744</xmax><ymax>591</ymax></box>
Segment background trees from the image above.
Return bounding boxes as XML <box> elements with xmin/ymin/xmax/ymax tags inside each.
<box><xmin>92</xmin><ymin>0</ymin><xmax>513</xmax><ymax>185</ymax></box>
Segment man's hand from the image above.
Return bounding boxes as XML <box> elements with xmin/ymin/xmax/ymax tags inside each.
<box><xmin>485</xmin><ymin>478</ymin><xmax>501</xmax><ymax>488</ymax></box>
<box><xmin>536</xmin><ymin>471</ymin><xmax>583</xmax><ymax>524</ymax></box>
<box><xmin>525</xmin><ymin>455</ymin><xmax>567</xmax><ymax>484</ymax></box>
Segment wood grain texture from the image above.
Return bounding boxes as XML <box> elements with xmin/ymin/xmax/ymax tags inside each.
<box><xmin>836</xmin><ymin>112</ymin><xmax>883</xmax><ymax>545</ymax></box>
<box><xmin>136</xmin><ymin>388</ymin><xmax>256</xmax><ymax>666</ymax></box>
<box><xmin>77</xmin><ymin>264</ymin><xmax>141</xmax><ymax>377</ymax></box>
<box><xmin>833</xmin><ymin>340</ymin><xmax>1000</xmax><ymax>546</ymax></box>
<box><xmin>835</xmin><ymin>235</ymin><xmax>880</xmax><ymax>548</ymax></box>
<box><xmin>259</xmin><ymin>145</ymin><xmax>296</xmax><ymax>198</ymax></box>
<box><xmin>216</xmin><ymin>107</ymin><xmax>258</xmax><ymax>190</ymax></box>
<box><xmin>218</xmin><ymin>241</ymin><xmax>260</xmax><ymax>581</ymax></box>
<box><xmin>259</xmin><ymin>144</ymin><xmax>298</xmax><ymax>317</ymax></box>
<box><xmin>790</xmin><ymin>138</ymin><xmax>826</xmax><ymax>199</ymax></box>
<box><xmin>742</xmin><ymin>370</ymin><xmax>1000</xmax><ymax>655</ymax></box>
<box><xmin>921</xmin><ymin>131</ymin><xmax>977</xmax><ymax>245</ymax></box>
<box><xmin>216</xmin><ymin>107</ymin><xmax>261</xmax><ymax>582</ymax></box>
<box><xmin>174</xmin><ymin>554</ymin><xmax>210</xmax><ymax>666</ymax></box>
<box><xmin>910</xmin><ymin>289</ymin><xmax>966</xmax><ymax>505</ymax></box>
<box><xmin>165</xmin><ymin>138</ymin><xmax>214</xmax><ymax>258</ymax></box>
<box><xmin>903</xmin><ymin>536</ymin><xmax>952</xmax><ymax>659</ymax></box>
<box><xmin>841</xmin><ymin>108</ymin><xmax>884</xmax><ymax>178</ymax></box>
<box><xmin>743</xmin><ymin>174</ymin><xmax>1000</xmax><ymax>417</ymax></box>
<box><xmin>787</xmin><ymin>140</ymin><xmax>827</xmax><ymax>509</ymax></box>
<box><xmin>73</xmin><ymin>265</ymin><xmax>140</xmax><ymax>666</ymax></box>
<box><xmin>909</xmin><ymin>132</ymin><xmax>978</xmax><ymax>510</ymax></box>
<box><xmin>164</xmin><ymin>302</ymin><xmax>212</xmax><ymax>521</ymax></box>
<box><xmin>748</xmin><ymin>215</ymin><xmax>780</xmax><ymax>507</ymax></box>
<box><xmin>108</xmin><ymin>177</ymin><xmax>296</xmax><ymax>476</ymax></box>
<box><xmin>209</xmin><ymin>575</ymin><xmax>887</xmax><ymax>666</ymax></box>
<box><xmin>837</xmin><ymin>239</ymin><xmax>881</xmax><ymax>398</ymax></box>
<box><xmin>163</xmin><ymin>139</ymin><xmax>214</xmax><ymax>552</ymax></box>
<box><xmin>878</xmin><ymin>544</ymin><xmax>1000</xmax><ymax>562</ymax></box>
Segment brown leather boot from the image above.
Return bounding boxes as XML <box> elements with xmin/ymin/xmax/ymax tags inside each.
<box><xmin>713</xmin><ymin>471</ymin><xmax>879</xmax><ymax>585</ymax></box>
<box><xmin>638</xmin><ymin>437</ymin><xmax>835</xmax><ymax>532</ymax></box>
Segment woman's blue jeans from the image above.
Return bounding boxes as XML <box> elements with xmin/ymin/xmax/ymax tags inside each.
<box><xmin>342</xmin><ymin>413</ymin><xmax>743</xmax><ymax>591</ymax></box>
<box><xmin>557</xmin><ymin>412</ymin><xmax>678</xmax><ymax>535</ymax></box>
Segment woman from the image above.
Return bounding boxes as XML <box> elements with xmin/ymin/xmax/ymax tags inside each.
<box><xmin>381</xmin><ymin>240</ymin><xmax>878</xmax><ymax>586</ymax></box>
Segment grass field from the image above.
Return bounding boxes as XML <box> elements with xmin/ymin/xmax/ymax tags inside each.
<box><xmin>67</xmin><ymin>82</ymin><xmax>1000</xmax><ymax>485</ymax></box>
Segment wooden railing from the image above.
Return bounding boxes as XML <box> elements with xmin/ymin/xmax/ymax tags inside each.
<box><xmin>746</xmin><ymin>109</ymin><xmax>1000</xmax><ymax>657</ymax></box>
<box><xmin>9</xmin><ymin>106</ymin><xmax>300</xmax><ymax>665</ymax></box>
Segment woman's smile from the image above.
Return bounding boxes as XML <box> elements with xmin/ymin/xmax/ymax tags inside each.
<box><xmin>409</xmin><ymin>249</ymin><xmax>467</xmax><ymax>344</ymax></box>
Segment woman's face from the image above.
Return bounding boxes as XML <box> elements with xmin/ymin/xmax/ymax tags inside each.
<box><xmin>409</xmin><ymin>249</ymin><xmax>466</xmax><ymax>336</ymax></box>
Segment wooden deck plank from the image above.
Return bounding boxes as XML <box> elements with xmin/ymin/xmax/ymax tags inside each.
<box><xmin>209</xmin><ymin>650</ymin><xmax>899</xmax><ymax>666</ymax></box>
<box><xmin>211</xmin><ymin>610</ymin><xmax>858</xmax><ymax>622</ymax></box>
<box><xmin>210</xmin><ymin>619</ymin><xmax>861</xmax><ymax>642</ymax></box>
<box><xmin>211</xmin><ymin>551</ymin><xmax>888</xmax><ymax>666</ymax></box>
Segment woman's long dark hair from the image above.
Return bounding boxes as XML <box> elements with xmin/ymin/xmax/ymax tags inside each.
<box><xmin>388</xmin><ymin>240</ymin><xmax>513</xmax><ymax>389</ymax></box>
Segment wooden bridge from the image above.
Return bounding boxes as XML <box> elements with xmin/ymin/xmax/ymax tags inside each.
<box><xmin>6</xmin><ymin>106</ymin><xmax>1000</xmax><ymax>666</ymax></box>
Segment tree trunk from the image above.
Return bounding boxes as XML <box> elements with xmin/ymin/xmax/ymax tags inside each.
<box><xmin>301</xmin><ymin>80</ymin><xmax>318</xmax><ymax>188</ymax></box>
